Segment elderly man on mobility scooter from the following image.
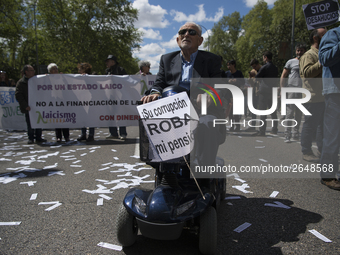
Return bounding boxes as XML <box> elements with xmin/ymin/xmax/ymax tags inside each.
<box><xmin>116</xmin><ymin>22</ymin><xmax>227</xmax><ymax>255</ymax></box>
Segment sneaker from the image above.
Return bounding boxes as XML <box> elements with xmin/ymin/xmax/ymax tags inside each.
<box><xmin>27</xmin><ymin>140</ymin><xmax>34</xmax><ymax>144</ymax></box>
<box><xmin>119</xmin><ymin>135</ymin><xmax>127</xmax><ymax>140</ymax></box>
<box><xmin>86</xmin><ymin>135</ymin><xmax>94</xmax><ymax>142</ymax></box>
<box><xmin>36</xmin><ymin>138</ymin><xmax>47</xmax><ymax>144</ymax></box>
<box><xmin>321</xmin><ymin>178</ymin><xmax>340</xmax><ymax>190</ymax></box>
<box><xmin>292</xmin><ymin>134</ymin><xmax>300</xmax><ymax>141</ymax></box>
<box><xmin>302</xmin><ymin>152</ymin><xmax>319</xmax><ymax>163</ymax></box>
<box><xmin>284</xmin><ymin>136</ymin><xmax>291</xmax><ymax>143</ymax></box>
<box><xmin>77</xmin><ymin>135</ymin><xmax>87</xmax><ymax>141</ymax></box>
<box><xmin>106</xmin><ymin>135</ymin><xmax>119</xmax><ymax>139</ymax></box>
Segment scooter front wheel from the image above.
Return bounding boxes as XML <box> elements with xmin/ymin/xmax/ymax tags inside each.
<box><xmin>199</xmin><ymin>206</ymin><xmax>217</xmax><ymax>255</ymax></box>
<box><xmin>116</xmin><ymin>203</ymin><xmax>138</xmax><ymax>246</ymax></box>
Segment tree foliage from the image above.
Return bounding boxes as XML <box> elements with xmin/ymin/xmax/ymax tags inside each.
<box><xmin>208</xmin><ymin>0</ymin><xmax>333</xmax><ymax>77</ymax></box>
<box><xmin>0</xmin><ymin>0</ymin><xmax>142</xmax><ymax>79</ymax></box>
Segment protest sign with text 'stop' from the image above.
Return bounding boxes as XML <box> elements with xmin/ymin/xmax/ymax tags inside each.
<box><xmin>137</xmin><ymin>92</ymin><xmax>199</xmax><ymax>162</ymax></box>
<box><xmin>303</xmin><ymin>0</ymin><xmax>340</xmax><ymax>30</ymax></box>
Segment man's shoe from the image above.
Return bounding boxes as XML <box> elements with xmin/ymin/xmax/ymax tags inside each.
<box><xmin>284</xmin><ymin>136</ymin><xmax>291</xmax><ymax>143</ymax></box>
<box><xmin>36</xmin><ymin>138</ymin><xmax>47</xmax><ymax>144</ymax></box>
<box><xmin>292</xmin><ymin>133</ymin><xmax>300</xmax><ymax>141</ymax></box>
<box><xmin>86</xmin><ymin>135</ymin><xmax>94</xmax><ymax>142</ymax></box>
<box><xmin>321</xmin><ymin>178</ymin><xmax>340</xmax><ymax>190</ymax></box>
<box><xmin>77</xmin><ymin>135</ymin><xmax>86</xmax><ymax>141</ymax></box>
<box><xmin>106</xmin><ymin>135</ymin><xmax>119</xmax><ymax>139</ymax></box>
<box><xmin>27</xmin><ymin>140</ymin><xmax>34</xmax><ymax>144</ymax></box>
<box><xmin>119</xmin><ymin>135</ymin><xmax>127</xmax><ymax>140</ymax></box>
<box><xmin>302</xmin><ymin>152</ymin><xmax>319</xmax><ymax>163</ymax></box>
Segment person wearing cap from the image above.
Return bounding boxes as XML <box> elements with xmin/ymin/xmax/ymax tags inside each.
<box><xmin>136</xmin><ymin>61</ymin><xmax>152</xmax><ymax>75</ymax></box>
<box><xmin>105</xmin><ymin>55</ymin><xmax>128</xmax><ymax>140</ymax></box>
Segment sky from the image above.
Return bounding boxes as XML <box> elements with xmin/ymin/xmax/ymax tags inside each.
<box><xmin>131</xmin><ymin>0</ymin><xmax>277</xmax><ymax>74</ymax></box>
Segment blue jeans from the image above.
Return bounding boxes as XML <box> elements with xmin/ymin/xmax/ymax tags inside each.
<box><xmin>109</xmin><ymin>126</ymin><xmax>127</xmax><ymax>136</ymax></box>
<box><xmin>320</xmin><ymin>94</ymin><xmax>340</xmax><ymax>178</ymax></box>
<box><xmin>25</xmin><ymin>113</ymin><xmax>42</xmax><ymax>141</ymax></box>
<box><xmin>300</xmin><ymin>102</ymin><xmax>324</xmax><ymax>154</ymax></box>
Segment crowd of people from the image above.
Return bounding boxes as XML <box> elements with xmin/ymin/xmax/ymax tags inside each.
<box><xmin>4</xmin><ymin>21</ymin><xmax>340</xmax><ymax>190</ymax></box>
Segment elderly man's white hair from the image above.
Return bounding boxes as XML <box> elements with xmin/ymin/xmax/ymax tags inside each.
<box><xmin>180</xmin><ymin>22</ymin><xmax>202</xmax><ymax>36</ymax></box>
<box><xmin>138</xmin><ymin>60</ymin><xmax>151</xmax><ymax>69</ymax></box>
<box><xmin>47</xmin><ymin>63</ymin><xmax>58</xmax><ymax>73</ymax></box>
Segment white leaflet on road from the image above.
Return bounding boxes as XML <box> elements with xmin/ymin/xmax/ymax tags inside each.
<box><xmin>255</xmin><ymin>146</ymin><xmax>265</xmax><ymax>149</ymax></box>
<box><xmin>30</xmin><ymin>193</ymin><xmax>38</xmax><ymax>200</ymax></box>
<box><xmin>48</xmin><ymin>171</ymin><xmax>65</xmax><ymax>176</ymax></box>
<box><xmin>89</xmin><ymin>150</ymin><xmax>96</xmax><ymax>153</ymax></box>
<box><xmin>234</xmin><ymin>222</ymin><xmax>251</xmax><ymax>233</ymax></box>
<box><xmin>37</xmin><ymin>152</ymin><xmax>59</xmax><ymax>159</ymax></box>
<box><xmin>64</xmin><ymin>158</ymin><xmax>77</xmax><ymax>161</ymax></box>
<box><xmin>235</xmin><ymin>178</ymin><xmax>246</xmax><ymax>183</ymax></box>
<box><xmin>50</xmin><ymin>145</ymin><xmax>62</xmax><ymax>148</ymax></box>
<box><xmin>232</xmin><ymin>184</ymin><xmax>253</xmax><ymax>193</ymax></box>
<box><xmin>30</xmin><ymin>150</ymin><xmax>48</xmax><ymax>154</ymax></box>
<box><xmin>97</xmin><ymin>242</ymin><xmax>122</xmax><ymax>251</ymax></box>
<box><xmin>227</xmin><ymin>202</ymin><xmax>233</xmax><ymax>205</ymax></box>
<box><xmin>97</xmin><ymin>198</ymin><xmax>104</xmax><ymax>206</ymax></box>
<box><xmin>98</xmin><ymin>167</ymin><xmax>110</xmax><ymax>171</ymax></box>
<box><xmin>308</xmin><ymin>229</ymin><xmax>332</xmax><ymax>243</ymax></box>
<box><xmin>43</xmin><ymin>163</ymin><xmax>58</xmax><ymax>169</ymax></box>
<box><xmin>74</xmin><ymin>170</ymin><xmax>86</xmax><ymax>174</ymax></box>
<box><xmin>72</xmin><ymin>160</ymin><xmax>81</xmax><ymax>164</ymax></box>
<box><xmin>264</xmin><ymin>201</ymin><xmax>291</xmax><ymax>209</ymax></box>
<box><xmin>117</xmin><ymin>172</ymin><xmax>132</xmax><ymax>177</ymax></box>
<box><xmin>0</xmin><ymin>222</ymin><xmax>21</xmax><ymax>226</ymax></box>
<box><xmin>76</xmin><ymin>148</ymin><xmax>86</xmax><ymax>150</ymax></box>
<box><xmin>96</xmin><ymin>179</ymin><xmax>109</xmax><ymax>183</ymax></box>
<box><xmin>226</xmin><ymin>173</ymin><xmax>240</xmax><ymax>178</ymax></box>
<box><xmin>113</xmin><ymin>157</ymin><xmax>119</xmax><ymax>160</ymax></box>
<box><xmin>130</xmin><ymin>155</ymin><xmax>139</xmax><ymax>158</ymax></box>
<box><xmin>111</xmin><ymin>149</ymin><xmax>117</xmax><ymax>152</ymax></box>
<box><xmin>60</xmin><ymin>155</ymin><xmax>75</xmax><ymax>158</ymax></box>
<box><xmin>256</xmin><ymin>140</ymin><xmax>263</xmax><ymax>142</ymax></box>
<box><xmin>225</xmin><ymin>196</ymin><xmax>241</xmax><ymax>200</ymax></box>
<box><xmin>259</xmin><ymin>159</ymin><xmax>268</xmax><ymax>162</ymax></box>
<box><xmin>0</xmin><ymin>158</ymin><xmax>12</xmax><ymax>161</ymax></box>
<box><xmin>38</xmin><ymin>201</ymin><xmax>62</xmax><ymax>211</ymax></box>
<box><xmin>89</xmin><ymin>146</ymin><xmax>101</xmax><ymax>150</ymax></box>
<box><xmin>99</xmin><ymin>194</ymin><xmax>112</xmax><ymax>200</ymax></box>
<box><xmin>101</xmin><ymin>162</ymin><xmax>113</xmax><ymax>166</ymax></box>
<box><xmin>20</xmin><ymin>181</ymin><xmax>37</xmax><ymax>186</ymax></box>
<box><xmin>70</xmin><ymin>165</ymin><xmax>82</xmax><ymax>167</ymax></box>
<box><xmin>80</xmin><ymin>153</ymin><xmax>87</xmax><ymax>156</ymax></box>
<box><xmin>238</xmin><ymin>136</ymin><xmax>242</xmax><ymax>138</ymax></box>
<box><xmin>269</xmin><ymin>191</ymin><xmax>279</xmax><ymax>198</ymax></box>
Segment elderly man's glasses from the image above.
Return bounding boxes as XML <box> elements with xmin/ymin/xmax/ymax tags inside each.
<box><xmin>178</xmin><ymin>29</ymin><xmax>198</xmax><ymax>36</ymax></box>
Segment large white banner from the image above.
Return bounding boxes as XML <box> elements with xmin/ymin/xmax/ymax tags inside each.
<box><xmin>0</xmin><ymin>87</ymin><xmax>26</xmax><ymax>130</ymax></box>
<box><xmin>28</xmin><ymin>74</ymin><xmax>156</xmax><ymax>128</ymax></box>
<box><xmin>137</xmin><ymin>92</ymin><xmax>198</xmax><ymax>161</ymax></box>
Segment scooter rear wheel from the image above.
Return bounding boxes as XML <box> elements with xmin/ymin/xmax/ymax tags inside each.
<box><xmin>116</xmin><ymin>203</ymin><xmax>138</xmax><ymax>246</ymax></box>
<box><xmin>199</xmin><ymin>206</ymin><xmax>217</xmax><ymax>255</ymax></box>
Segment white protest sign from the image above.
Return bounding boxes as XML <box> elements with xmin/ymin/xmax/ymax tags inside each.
<box><xmin>137</xmin><ymin>92</ymin><xmax>199</xmax><ymax>161</ymax></box>
<box><xmin>0</xmin><ymin>87</ymin><xmax>26</xmax><ymax>130</ymax></box>
<box><xmin>28</xmin><ymin>74</ymin><xmax>156</xmax><ymax>128</ymax></box>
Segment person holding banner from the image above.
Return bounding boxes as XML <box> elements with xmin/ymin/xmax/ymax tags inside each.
<box><xmin>15</xmin><ymin>65</ymin><xmax>47</xmax><ymax>144</ymax></box>
<box><xmin>77</xmin><ymin>62</ymin><xmax>96</xmax><ymax>142</ymax></box>
<box><xmin>318</xmin><ymin>25</ymin><xmax>340</xmax><ymax>190</ymax></box>
<box><xmin>141</xmin><ymin>22</ymin><xmax>226</xmax><ymax>175</ymax></box>
<box><xmin>47</xmin><ymin>63</ymin><xmax>70</xmax><ymax>143</ymax></box>
<box><xmin>104</xmin><ymin>55</ymin><xmax>128</xmax><ymax>140</ymax></box>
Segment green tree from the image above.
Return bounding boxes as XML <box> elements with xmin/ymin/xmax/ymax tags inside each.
<box><xmin>206</xmin><ymin>11</ymin><xmax>242</xmax><ymax>71</ymax></box>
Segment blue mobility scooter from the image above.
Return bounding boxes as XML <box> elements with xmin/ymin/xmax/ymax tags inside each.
<box><xmin>115</xmin><ymin>86</ymin><xmax>226</xmax><ymax>255</ymax></box>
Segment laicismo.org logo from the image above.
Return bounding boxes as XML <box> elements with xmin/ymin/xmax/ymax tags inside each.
<box><xmin>36</xmin><ymin>111</ymin><xmax>76</xmax><ymax>124</ymax></box>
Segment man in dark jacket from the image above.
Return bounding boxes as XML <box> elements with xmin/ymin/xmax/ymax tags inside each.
<box><xmin>105</xmin><ymin>55</ymin><xmax>128</xmax><ymax>140</ymax></box>
<box><xmin>15</xmin><ymin>65</ymin><xmax>46</xmax><ymax>144</ymax></box>
<box><xmin>255</xmin><ymin>51</ymin><xmax>279</xmax><ymax>136</ymax></box>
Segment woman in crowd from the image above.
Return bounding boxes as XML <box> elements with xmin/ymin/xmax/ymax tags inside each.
<box><xmin>77</xmin><ymin>63</ymin><xmax>95</xmax><ymax>142</ymax></box>
<box><xmin>136</xmin><ymin>60</ymin><xmax>152</xmax><ymax>75</ymax></box>
<box><xmin>48</xmin><ymin>63</ymin><xmax>70</xmax><ymax>143</ymax></box>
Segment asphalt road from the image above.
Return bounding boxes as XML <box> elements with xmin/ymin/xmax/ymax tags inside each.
<box><xmin>0</xmin><ymin>123</ymin><xmax>339</xmax><ymax>255</ymax></box>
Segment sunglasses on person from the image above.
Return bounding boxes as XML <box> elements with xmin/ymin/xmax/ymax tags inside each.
<box><xmin>178</xmin><ymin>29</ymin><xmax>199</xmax><ymax>36</ymax></box>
